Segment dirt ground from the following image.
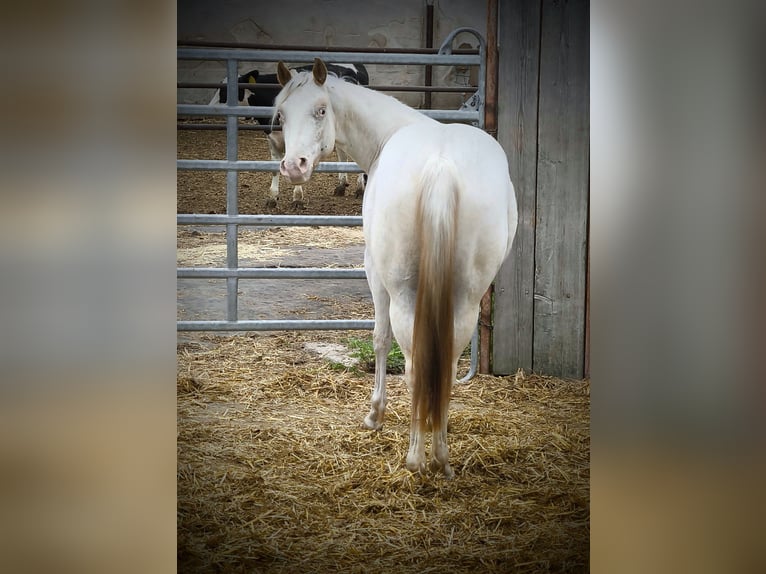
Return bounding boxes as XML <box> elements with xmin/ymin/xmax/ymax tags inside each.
<box><xmin>178</xmin><ymin>122</ymin><xmax>364</xmax><ymax>216</ymax></box>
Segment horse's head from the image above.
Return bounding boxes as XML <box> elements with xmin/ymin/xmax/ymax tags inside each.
<box><xmin>274</xmin><ymin>58</ymin><xmax>336</xmax><ymax>185</ymax></box>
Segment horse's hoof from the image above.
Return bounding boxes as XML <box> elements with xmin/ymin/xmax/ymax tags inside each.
<box><xmin>430</xmin><ymin>459</ymin><xmax>455</xmax><ymax>480</ymax></box>
<box><xmin>406</xmin><ymin>458</ymin><xmax>427</xmax><ymax>475</ymax></box>
<box><xmin>291</xmin><ymin>200</ymin><xmax>306</xmax><ymax>210</ymax></box>
<box><xmin>333</xmin><ymin>183</ymin><xmax>348</xmax><ymax>196</ymax></box>
<box><xmin>363</xmin><ymin>412</ymin><xmax>383</xmax><ymax>430</ymax></box>
<box><xmin>265</xmin><ymin>199</ymin><xmax>277</xmax><ymax>208</ymax></box>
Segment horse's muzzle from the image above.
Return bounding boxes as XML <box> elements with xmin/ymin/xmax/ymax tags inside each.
<box><xmin>280</xmin><ymin>156</ymin><xmax>312</xmax><ymax>184</ymax></box>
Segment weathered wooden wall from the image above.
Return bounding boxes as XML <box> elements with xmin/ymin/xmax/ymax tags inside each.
<box><xmin>493</xmin><ymin>0</ymin><xmax>589</xmax><ymax>379</ymax></box>
<box><xmin>177</xmin><ymin>0</ymin><xmax>488</xmax><ymax>109</ymax></box>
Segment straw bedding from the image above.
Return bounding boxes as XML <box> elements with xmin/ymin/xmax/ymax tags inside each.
<box><xmin>177</xmin><ymin>332</ymin><xmax>589</xmax><ymax>572</ymax></box>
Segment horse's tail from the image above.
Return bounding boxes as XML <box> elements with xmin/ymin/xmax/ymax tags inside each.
<box><xmin>412</xmin><ymin>155</ymin><xmax>459</xmax><ymax>437</ymax></box>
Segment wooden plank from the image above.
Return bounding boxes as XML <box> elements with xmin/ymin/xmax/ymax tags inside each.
<box><xmin>533</xmin><ymin>0</ymin><xmax>589</xmax><ymax>378</ymax></box>
<box><xmin>492</xmin><ymin>0</ymin><xmax>541</xmax><ymax>375</ymax></box>
<box><xmin>584</xmin><ymin>231</ymin><xmax>590</xmax><ymax>378</ymax></box>
<box><xmin>480</xmin><ymin>0</ymin><xmax>499</xmax><ymax>374</ymax></box>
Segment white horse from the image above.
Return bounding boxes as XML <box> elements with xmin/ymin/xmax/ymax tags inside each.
<box><xmin>209</xmin><ymin>66</ymin><xmax>366</xmax><ymax>208</ymax></box>
<box><xmin>275</xmin><ymin>59</ymin><xmax>517</xmax><ymax>478</ymax></box>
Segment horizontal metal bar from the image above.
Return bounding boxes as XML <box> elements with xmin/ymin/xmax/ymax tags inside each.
<box><xmin>176</xmin><ymin>159</ymin><xmax>362</xmax><ymax>173</ymax></box>
<box><xmin>177</xmin><ymin>214</ymin><xmax>363</xmax><ymax>226</ymax></box>
<box><xmin>180</xmin><ymin>104</ymin><xmax>275</xmax><ymax>117</ymax></box>
<box><xmin>178</xmin><ymin>267</ymin><xmax>366</xmax><ymax>279</ymax></box>
<box><xmin>179</xmin><ymin>81</ymin><xmax>478</xmax><ymax>93</ymax></box>
<box><xmin>178</xmin><ymin>47</ymin><xmax>480</xmax><ymax>66</ymax></box>
<box><xmin>177</xmin><ymin>104</ymin><xmax>479</xmax><ymax>123</ymax></box>
<box><xmin>177</xmin><ymin>319</ymin><xmax>375</xmax><ymax>331</ymax></box>
<box><xmin>178</xmin><ymin>41</ymin><xmax>478</xmax><ymax>55</ymax></box>
<box><xmin>424</xmin><ymin>109</ymin><xmax>480</xmax><ymax>121</ymax></box>
<box><xmin>177</xmin><ymin>123</ymin><xmax>280</xmax><ymax>131</ymax></box>
<box><xmin>177</xmin><ymin>159</ymin><xmax>281</xmax><ymax>172</ymax></box>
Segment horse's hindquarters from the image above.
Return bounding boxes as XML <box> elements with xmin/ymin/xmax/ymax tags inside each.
<box><xmin>366</xmin><ymin>123</ymin><xmax>515</xmax><ymax>304</ymax></box>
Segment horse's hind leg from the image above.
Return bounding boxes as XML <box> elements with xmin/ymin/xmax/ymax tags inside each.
<box><xmin>429</xmin><ymin>300</ymin><xmax>479</xmax><ymax>479</ymax></box>
<box><xmin>387</xmin><ymin>300</ymin><xmax>426</xmax><ymax>474</ymax></box>
<box><xmin>363</xmin><ymin>259</ymin><xmax>392</xmax><ymax>431</ymax></box>
<box><xmin>406</xmin><ymin>408</ymin><xmax>427</xmax><ymax>474</ymax></box>
<box><xmin>430</xmin><ymin>373</ymin><xmax>455</xmax><ymax>480</ymax></box>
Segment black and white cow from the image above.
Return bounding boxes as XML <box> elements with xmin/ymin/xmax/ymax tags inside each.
<box><xmin>209</xmin><ymin>63</ymin><xmax>369</xmax><ymax>207</ymax></box>
<box><xmin>210</xmin><ymin>63</ymin><xmax>368</xmax><ymax>107</ymax></box>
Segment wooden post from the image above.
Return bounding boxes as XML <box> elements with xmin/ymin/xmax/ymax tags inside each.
<box><xmin>531</xmin><ymin>0</ymin><xmax>589</xmax><ymax>378</ymax></box>
<box><xmin>479</xmin><ymin>0</ymin><xmax>499</xmax><ymax>374</ymax></box>
<box><xmin>484</xmin><ymin>0</ymin><xmax>498</xmax><ymax>139</ymax></box>
<box><xmin>492</xmin><ymin>0</ymin><xmax>541</xmax><ymax>375</ymax></box>
<box><xmin>493</xmin><ymin>0</ymin><xmax>588</xmax><ymax>378</ymax></box>
<box><xmin>424</xmin><ymin>1</ymin><xmax>434</xmax><ymax>110</ymax></box>
<box><xmin>479</xmin><ymin>288</ymin><xmax>493</xmax><ymax>374</ymax></box>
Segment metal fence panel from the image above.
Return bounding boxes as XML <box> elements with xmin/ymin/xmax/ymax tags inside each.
<box><xmin>177</xmin><ymin>28</ymin><xmax>487</xmax><ymax>380</ymax></box>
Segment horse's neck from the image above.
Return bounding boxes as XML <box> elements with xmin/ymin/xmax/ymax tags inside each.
<box><xmin>329</xmin><ymin>80</ymin><xmax>429</xmax><ymax>173</ymax></box>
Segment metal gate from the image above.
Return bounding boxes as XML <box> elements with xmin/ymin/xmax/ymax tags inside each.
<box><xmin>177</xmin><ymin>28</ymin><xmax>487</xmax><ymax>378</ymax></box>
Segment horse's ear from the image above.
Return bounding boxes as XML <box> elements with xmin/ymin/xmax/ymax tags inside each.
<box><xmin>313</xmin><ymin>58</ymin><xmax>328</xmax><ymax>86</ymax></box>
<box><xmin>277</xmin><ymin>61</ymin><xmax>292</xmax><ymax>86</ymax></box>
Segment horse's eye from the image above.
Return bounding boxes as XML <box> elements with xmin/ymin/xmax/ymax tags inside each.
<box><xmin>316</xmin><ymin>107</ymin><xmax>326</xmax><ymax>118</ymax></box>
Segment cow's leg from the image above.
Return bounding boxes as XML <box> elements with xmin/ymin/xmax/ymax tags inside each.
<box><xmin>266</xmin><ymin>132</ymin><xmax>283</xmax><ymax>208</ymax></box>
<box><xmin>291</xmin><ymin>185</ymin><xmax>306</xmax><ymax>210</ymax></box>
<box><xmin>334</xmin><ymin>148</ymin><xmax>350</xmax><ymax>196</ymax></box>
<box><xmin>355</xmin><ymin>173</ymin><xmax>367</xmax><ymax>199</ymax></box>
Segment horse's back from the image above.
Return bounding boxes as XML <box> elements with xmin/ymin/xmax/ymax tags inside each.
<box><xmin>364</xmin><ymin>122</ymin><xmax>516</xmax><ymax>301</ymax></box>
<box><xmin>368</xmin><ymin>121</ymin><xmax>514</xmax><ymax>222</ymax></box>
